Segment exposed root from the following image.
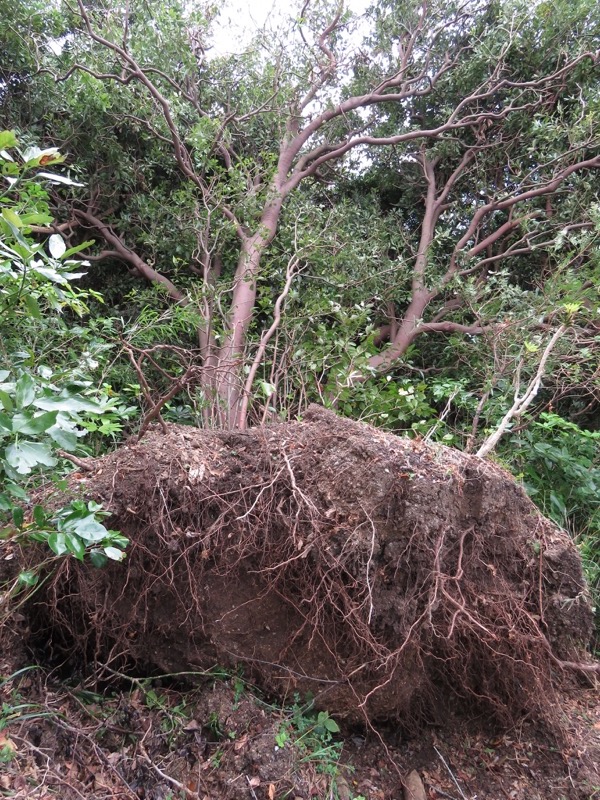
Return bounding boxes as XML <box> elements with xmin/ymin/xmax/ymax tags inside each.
<box><xmin>30</xmin><ymin>406</ymin><xmax>594</xmax><ymax>734</ymax></box>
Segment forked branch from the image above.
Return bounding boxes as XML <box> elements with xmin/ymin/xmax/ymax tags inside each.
<box><xmin>476</xmin><ymin>325</ymin><xmax>567</xmax><ymax>458</ymax></box>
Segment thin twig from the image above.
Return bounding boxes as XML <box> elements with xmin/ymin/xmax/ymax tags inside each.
<box><xmin>434</xmin><ymin>747</ymin><xmax>468</xmax><ymax>800</ymax></box>
<box><xmin>245</xmin><ymin>775</ymin><xmax>260</xmax><ymax>800</ymax></box>
<box><xmin>138</xmin><ymin>740</ymin><xmax>201</xmax><ymax>799</ymax></box>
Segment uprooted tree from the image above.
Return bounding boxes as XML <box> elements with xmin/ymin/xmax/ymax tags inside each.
<box><xmin>32</xmin><ymin>407</ymin><xmax>595</xmax><ymax>730</ymax></box>
<box><xmin>1</xmin><ymin>1</ymin><xmax>599</xmax><ymax>756</ymax></box>
<box><xmin>5</xmin><ymin>0</ymin><xmax>600</xmax><ymax>429</ymax></box>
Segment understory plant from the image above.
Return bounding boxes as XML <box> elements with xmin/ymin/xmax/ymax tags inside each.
<box><xmin>505</xmin><ymin>412</ymin><xmax>600</xmax><ymax>639</ymax></box>
<box><xmin>0</xmin><ymin>130</ymin><xmax>130</xmax><ymax>601</ymax></box>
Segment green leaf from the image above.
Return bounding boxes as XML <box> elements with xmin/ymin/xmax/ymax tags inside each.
<box><xmin>65</xmin><ymin>514</ymin><xmax>109</xmax><ymax>544</ymax></box>
<box><xmin>34</xmin><ymin>394</ymin><xmax>105</xmax><ymax>413</ymax></box>
<box><xmin>106</xmin><ymin>532</ymin><xmax>129</xmax><ymax>549</ymax></box>
<box><xmin>0</xmin><ymin>412</ymin><xmax>11</xmax><ymax>433</ymax></box>
<box><xmin>65</xmin><ymin>532</ymin><xmax>86</xmax><ymax>561</ymax></box>
<box><xmin>104</xmin><ymin>546</ymin><xmax>126</xmax><ymax>561</ymax></box>
<box><xmin>19</xmin><ymin>212</ymin><xmax>54</xmax><ymax>225</ymax></box>
<box><xmin>48</xmin><ymin>531</ymin><xmax>68</xmax><ymax>556</ymax></box>
<box><xmin>5</xmin><ymin>441</ymin><xmax>58</xmax><ymax>474</ymax></box>
<box><xmin>12</xmin><ymin>507</ymin><xmax>24</xmax><ymax>528</ymax></box>
<box><xmin>89</xmin><ymin>550</ymin><xmax>108</xmax><ymax>568</ymax></box>
<box><xmin>0</xmin><ymin>131</ymin><xmax>18</xmax><ymax>150</ymax></box>
<box><xmin>24</xmin><ymin>295</ymin><xmax>42</xmax><ymax>320</ymax></box>
<box><xmin>27</xmin><ymin>531</ymin><xmax>49</xmax><ymax>543</ymax></box>
<box><xmin>29</xmin><ymin>264</ymin><xmax>68</xmax><ymax>284</ymax></box>
<box><xmin>15</xmin><ymin>373</ymin><xmax>36</xmax><ymax>409</ymax></box>
<box><xmin>48</xmin><ymin>426</ymin><xmax>79</xmax><ymax>451</ymax></box>
<box><xmin>17</xmin><ymin>571</ymin><xmax>38</xmax><ymax>587</ymax></box>
<box><xmin>1</xmin><ymin>208</ymin><xmax>22</xmax><ymax>228</ymax></box>
<box><xmin>48</xmin><ymin>234</ymin><xmax>66</xmax><ymax>259</ymax></box>
<box><xmin>6</xmin><ymin>484</ymin><xmax>28</xmax><ymax>499</ymax></box>
<box><xmin>12</xmin><ymin>410</ymin><xmax>58</xmax><ymax>435</ymax></box>
<box><xmin>323</xmin><ymin>718</ymin><xmax>340</xmax><ymax>733</ymax></box>
<box><xmin>33</xmin><ymin>505</ymin><xmax>47</xmax><ymax>526</ymax></box>
<box><xmin>0</xmin><ymin>370</ymin><xmax>10</xmax><ymax>382</ymax></box>
<box><xmin>62</xmin><ymin>240</ymin><xmax>95</xmax><ymax>259</ymax></box>
<box><xmin>0</xmin><ymin>391</ymin><xmax>14</xmax><ymax>412</ymax></box>
<box><xmin>0</xmin><ymin>495</ymin><xmax>12</xmax><ymax>511</ymax></box>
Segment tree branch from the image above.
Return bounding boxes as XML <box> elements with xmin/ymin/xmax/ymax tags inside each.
<box><xmin>237</xmin><ymin>255</ymin><xmax>301</xmax><ymax>429</ymax></box>
<box><xmin>416</xmin><ymin>321</ymin><xmax>486</xmax><ymax>335</ymax></box>
<box><xmin>476</xmin><ymin>325</ymin><xmax>567</xmax><ymax>458</ymax></box>
<box><xmin>74</xmin><ymin>209</ymin><xmax>188</xmax><ymax>304</ymax></box>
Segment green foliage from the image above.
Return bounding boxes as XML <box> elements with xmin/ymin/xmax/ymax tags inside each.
<box><xmin>506</xmin><ymin>413</ymin><xmax>600</xmax><ymax>631</ymax></box>
<box><xmin>0</xmin><ymin>132</ymin><xmax>128</xmax><ymax>477</ymax></box>
<box><xmin>10</xmin><ymin>500</ymin><xmax>128</xmax><ymax>566</ymax></box>
<box><xmin>510</xmin><ymin>413</ymin><xmax>600</xmax><ymax>534</ymax></box>
<box><xmin>0</xmin><ymin>497</ymin><xmax>128</xmax><ymax>612</ymax></box>
<box><xmin>0</xmin><ymin>131</ymin><xmax>131</xmax><ymax>603</ymax></box>
<box><xmin>275</xmin><ymin>696</ymin><xmax>343</xmax><ymax>781</ymax></box>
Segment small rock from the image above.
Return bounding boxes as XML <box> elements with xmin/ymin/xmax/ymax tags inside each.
<box><xmin>403</xmin><ymin>769</ymin><xmax>426</xmax><ymax>800</ymax></box>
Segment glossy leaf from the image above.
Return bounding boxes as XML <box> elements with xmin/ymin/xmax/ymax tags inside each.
<box><xmin>48</xmin><ymin>234</ymin><xmax>66</xmax><ymax>258</ymax></box>
<box><xmin>48</xmin><ymin>531</ymin><xmax>68</xmax><ymax>556</ymax></box>
<box><xmin>11</xmin><ymin>410</ymin><xmax>58</xmax><ymax>435</ymax></box>
<box><xmin>65</xmin><ymin>532</ymin><xmax>86</xmax><ymax>561</ymax></box>
<box><xmin>5</xmin><ymin>441</ymin><xmax>58</xmax><ymax>474</ymax></box>
<box><xmin>14</xmin><ymin>373</ymin><xmax>35</xmax><ymax>409</ymax></box>
<box><xmin>104</xmin><ymin>546</ymin><xmax>126</xmax><ymax>561</ymax></box>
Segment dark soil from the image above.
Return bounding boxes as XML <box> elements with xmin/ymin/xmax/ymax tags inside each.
<box><xmin>2</xmin><ymin>405</ymin><xmax>599</xmax><ymax>799</ymax></box>
<box><xmin>0</xmin><ymin>657</ymin><xmax>598</xmax><ymax>800</ymax></box>
<box><xmin>30</xmin><ymin>405</ymin><xmax>594</xmax><ymax>731</ymax></box>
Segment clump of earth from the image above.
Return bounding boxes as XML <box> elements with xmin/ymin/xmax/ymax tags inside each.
<box><xmin>30</xmin><ymin>405</ymin><xmax>594</xmax><ymax>729</ymax></box>
<box><xmin>2</xmin><ymin>405</ymin><xmax>599</xmax><ymax>799</ymax></box>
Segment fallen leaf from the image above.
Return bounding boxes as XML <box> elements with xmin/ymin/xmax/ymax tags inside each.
<box><xmin>0</xmin><ymin>734</ymin><xmax>17</xmax><ymax>756</ymax></box>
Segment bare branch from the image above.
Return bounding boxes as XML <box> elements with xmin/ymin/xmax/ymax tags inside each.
<box><xmin>448</xmin><ymin>154</ymin><xmax>600</xmax><ymax>279</ymax></box>
<box><xmin>72</xmin><ymin>0</ymin><xmax>247</xmax><ymax>241</ymax></box>
<box><xmin>476</xmin><ymin>325</ymin><xmax>567</xmax><ymax>458</ymax></box>
<box><xmin>237</xmin><ymin>255</ymin><xmax>302</xmax><ymax>429</ymax></box>
<box><xmin>416</xmin><ymin>321</ymin><xmax>486</xmax><ymax>335</ymax></box>
<box><xmin>28</xmin><ymin>219</ymin><xmax>79</xmax><ymax>235</ymax></box>
<box><xmin>74</xmin><ymin>209</ymin><xmax>188</xmax><ymax>304</ymax></box>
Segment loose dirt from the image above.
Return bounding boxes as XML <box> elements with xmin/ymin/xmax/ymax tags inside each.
<box><xmin>1</xmin><ymin>405</ymin><xmax>598</xmax><ymax>798</ymax></box>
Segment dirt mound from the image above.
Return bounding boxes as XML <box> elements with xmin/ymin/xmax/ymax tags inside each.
<box><xmin>33</xmin><ymin>405</ymin><xmax>593</xmax><ymax>729</ymax></box>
